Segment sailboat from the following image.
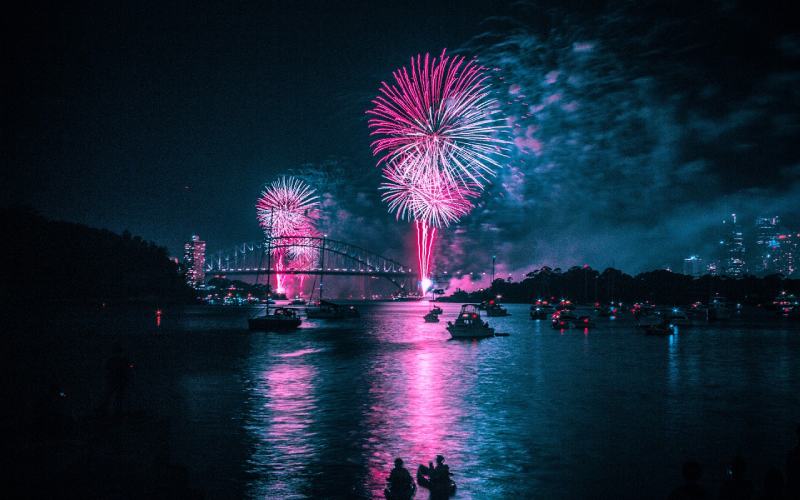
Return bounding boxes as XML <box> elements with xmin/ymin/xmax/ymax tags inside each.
<box><xmin>248</xmin><ymin>218</ymin><xmax>303</xmax><ymax>331</ymax></box>
<box><xmin>304</xmin><ymin>236</ymin><xmax>360</xmax><ymax>320</ymax></box>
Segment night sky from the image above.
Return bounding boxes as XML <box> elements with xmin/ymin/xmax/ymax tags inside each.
<box><xmin>4</xmin><ymin>0</ymin><xmax>799</xmax><ymax>276</ymax></box>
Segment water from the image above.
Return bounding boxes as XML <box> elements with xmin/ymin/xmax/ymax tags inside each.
<box><xmin>18</xmin><ymin>303</ymin><xmax>800</xmax><ymax>498</ymax></box>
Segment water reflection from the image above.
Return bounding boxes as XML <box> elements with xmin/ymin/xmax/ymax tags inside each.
<box><xmin>227</xmin><ymin>303</ymin><xmax>800</xmax><ymax>498</ymax></box>
<box><xmin>247</xmin><ymin>346</ymin><xmax>318</xmax><ymax>498</ymax></box>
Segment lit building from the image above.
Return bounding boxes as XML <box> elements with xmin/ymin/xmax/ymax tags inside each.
<box><xmin>755</xmin><ymin>216</ymin><xmax>780</xmax><ymax>274</ymax></box>
<box><xmin>721</xmin><ymin>214</ymin><xmax>746</xmax><ymax>277</ymax></box>
<box><xmin>682</xmin><ymin>255</ymin><xmax>704</xmax><ymax>277</ymax></box>
<box><xmin>183</xmin><ymin>235</ymin><xmax>206</xmax><ymax>288</ymax></box>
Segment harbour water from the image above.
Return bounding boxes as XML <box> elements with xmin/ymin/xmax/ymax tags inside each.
<box><xmin>18</xmin><ymin>302</ymin><xmax>800</xmax><ymax>498</ymax></box>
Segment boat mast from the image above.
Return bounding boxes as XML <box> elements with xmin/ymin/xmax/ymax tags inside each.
<box><xmin>266</xmin><ymin>209</ymin><xmax>273</xmax><ymax>299</ymax></box>
<box><xmin>318</xmin><ymin>234</ymin><xmax>326</xmax><ymax>302</ymax></box>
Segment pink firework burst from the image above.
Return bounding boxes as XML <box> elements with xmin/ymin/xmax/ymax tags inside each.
<box><xmin>380</xmin><ymin>159</ymin><xmax>478</xmax><ymax>228</ymax></box>
<box><xmin>256</xmin><ymin>176</ymin><xmax>319</xmax><ymax>293</ymax></box>
<box><xmin>367</xmin><ymin>49</ymin><xmax>507</xmax><ymax>288</ymax></box>
<box><xmin>367</xmin><ymin>49</ymin><xmax>508</xmax><ymax>188</ymax></box>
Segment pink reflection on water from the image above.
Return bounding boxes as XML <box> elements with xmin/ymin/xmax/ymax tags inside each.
<box><xmin>249</xmin><ymin>360</ymin><xmax>317</xmax><ymax>497</ymax></box>
<box><xmin>364</xmin><ymin>306</ymin><xmax>473</xmax><ymax>495</ymax></box>
<box><xmin>262</xmin><ymin>362</ymin><xmax>315</xmax><ymax>456</ymax></box>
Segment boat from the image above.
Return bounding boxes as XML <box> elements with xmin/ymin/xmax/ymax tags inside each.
<box><xmin>384</xmin><ymin>481</ymin><xmax>416</xmax><ymax>500</ymax></box>
<box><xmin>530</xmin><ymin>301</ymin><xmax>554</xmax><ymax>320</ymax></box>
<box><xmin>556</xmin><ymin>299</ymin><xmax>576</xmax><ymax>312</ymax></box>
<box><xmin>304</xmin><ymin>246</ymin><xmax>360</xmax><ymax>319</ymax></box>
<box><xmin>659</xmin><ymin>307</ymin><xmax>691</xmax><ymax>326</ymax></box>
<box><xmin>430</xmin><ymin>305</ymin><xmax>443</xmax><ymax>315</ymax></box>
<box><xmin>551</xmin><ymin>310</ymin><xmax>586</xmax><ymax>329</ymax></box>
<box><xmin>248</xmin><ymin>307</ymin><xmax>302</xmax><ymax>331</ymax></box>
<box><xmin>644</xmin><ymin>322</ymin><xmax>674</xmax><ymax>336</ymax></box>
<box><xmin>290</xmin><ymin>296</ymin><xmax>307</xmax><ymax>305</ymax></box>
<box><xmin>306</xmin><ymin>299</ymin><xmax>360</xmax><ymax>319</ymax></box>
<box><xmin>424</xmin><ymin>311</ymin><xmax>440</xmax><ymax>323</ymax></box>
<box><xmin>416</xmin><ymin>464</ymin><xmax>456</xmax><ymax>497</ymax></box>
<box><xmin>597</xmin><ymin>303</ymin><xmax>620</xmax><ymax>317</ymax></box>
<box><xmin>708</xmin><ymin>295</ymin><xmax>731</xmax><ymax>320</ymax></box>
<box><xmin>446</xmin><ymin>304</ymin><xmax>494</xmax><ymax>338</ymax></box>
<box><xmin>485</xmin><ymin>303</ymin><xmax>510</xmax><ymax>317</ymax></box>
<box><xmin>530</xmin><ymin>306</ymin><xmax>549</xmax><ymax>320</ymax></box>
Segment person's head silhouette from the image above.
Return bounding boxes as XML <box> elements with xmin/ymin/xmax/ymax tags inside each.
<box><xmin>682</xmin><ymin>460</ymin><xmax>702</xmax><ymax>483</ymax></box>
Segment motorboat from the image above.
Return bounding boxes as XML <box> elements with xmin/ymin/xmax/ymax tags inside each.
<box><xmin>555</xmin><ymin>299</ymin><xmax>576</xmax><ymax>312</ymax></box>
<box><xmin>485</xmin><ymin>303</ymin><xmax>509</xmax><ymax>317</ymax></box>
<box><xmin>708</xmin><ymin>295</ymin><xmax>731</xmax><ymax>320</ymax></box>
<box><xmin>644</xmin><ymin>322</ymin><xmax>674</xmax><ymax>336</ymax></box>
<box><xmin>417</xmin><ymin>464</ymin><xmax>456</xmax><ymax>497</ymax></box>
<box><xmin>530</xmin><ymin>306</ymin><xmax>549</xmax><ymax>320</ymax></box>
<box><xmin>430</xmin><ymin>305</ymin><xmax>443</xmax><ymax>315</ymax></box>
<box><xmin>551</xmin><ymin>310</ymin><xmax>590</xmax><ymax>329</ymax></box>
<box><xmin>290</xmin><ymin>296</ymin><xmax>307</xmax><ymax>305</ymax></box>
<box><xmin>530</xmin><ymin>300</ymin><xmax>554</xmax><ymax>319</ymax></box>
<box><xmin>305</xmin><ymin>300</ymin><xmax>360</xmax><ymax>319</ymax></box>
<box><xmin>659</xmin><ymin>307</ymin><xmax>691</xmax><ymax>326</ymax></box>
<box><xmin>597</xmin><ymin>303</ymin><xmax>620</xmax><ymax>317</ymax></box>
<box><xmin>424</xmin><ymin>311</ymin><xmax>440</xmax><ymax>323</ymax></box>
<box><xmin>446</xmin><ymin>304</ymin><xmax>494</xmax><ymax>338</ymax></box>
<box><xmin>248</xmin><ymin>307</ymin><xmax>302</xmax><ymax>331</ymax></box>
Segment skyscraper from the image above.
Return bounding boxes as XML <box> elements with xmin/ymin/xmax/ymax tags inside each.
<box><xmin>721</xmin><ymin>214</ymin><xmax>745</xmax><ymax>277</ymax></box>
<box><xmin>755</xmin><ymin>216</ymin><xmax>780</xmax><ymax>274</ymax></box>
<box><xmin>183</xmin><ymin>235</ymin><xmax>206</xmax><ymax>288</ymax></box>
<box><xmin>682</xmin><ymin>255</ymin><xmax>703</xmax><ymax>277</ymax></box>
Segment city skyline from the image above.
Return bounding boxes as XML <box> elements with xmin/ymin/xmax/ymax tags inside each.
<box><xmin>5</xmin><ymin>0</ymin><xmax>800</xmax><ymax>278</ymax></box>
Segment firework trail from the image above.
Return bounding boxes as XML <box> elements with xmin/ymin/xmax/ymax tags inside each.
<box><xmin>256</xmin><ymin>176</ymin><xmax>319</xmax><ymax>294</ymax></box>
<box><xmin>368</xmin><ymin>49</ymin><xmax>507</xmax><ymax>288</ymax></box>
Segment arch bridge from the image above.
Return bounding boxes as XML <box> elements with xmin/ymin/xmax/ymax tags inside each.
<box><xmin>205</xmin><ymin>236</ymin><xmax>416</xmax><ymax>289</ymax></box>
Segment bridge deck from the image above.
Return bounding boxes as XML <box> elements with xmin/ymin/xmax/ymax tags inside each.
<box><xmin>212</xmin><ymin>268</ymin><xmax>414</xmax><ymax>278</ymax></box>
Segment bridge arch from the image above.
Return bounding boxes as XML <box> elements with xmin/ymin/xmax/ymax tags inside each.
<box><xmin>205</xmin><ymin>236</ymin><xmax>416</xmax><ymax>289</ymax></box>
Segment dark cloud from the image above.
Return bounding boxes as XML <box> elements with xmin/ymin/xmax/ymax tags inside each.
<box><xmin>434</xmin><ymin>0</ymin><xmax>800</xmax><ymax>276</ymax></box>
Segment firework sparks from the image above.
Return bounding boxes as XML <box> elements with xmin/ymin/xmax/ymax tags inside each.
<box><xmin>256</xmin><ymin>176</ymin><xmax>320</xmax><ymax>293</ymax></box>
<box><xmin>368</xmin><ymin>49</ymin><xmax>508</xmax><ymax>188</ymax></box>
<box><xmin>368</xmin><ymin>49</ymin><xmax>507</xmax><ymax>288</ymax></box>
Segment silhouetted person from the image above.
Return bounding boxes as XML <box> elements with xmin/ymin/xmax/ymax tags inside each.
<box><xmin>786</xmin><ymin>425</ymin><xmax>800</xmax><ymax>499</ymax></box>
<box><xmin>668</xmin><ymin>460</ymin><xmax>708</xmax><ymax>500</ymax></box>
<box><xmin>431</xmin><ymin>455</ymin><xmax>452</xmax><ymax>498</ymax></box>
<box><xmin>719</xmin><ymin>456</ymin><xmax>753</xmax><ymax>500</ymax></box>
<box><xmin>101</xmin><ymin>343</ymin><xmax>133</xmax><ymax>417</ymax></box>
<box><xmin>386</xmin><ymin>458</ymin><xmax>414</xmax><ymax>498</ymax></box>
<box><xmin>758</xmin><ymin>467</ymin><xmax>784</xmax><ymax>500</ymax></box>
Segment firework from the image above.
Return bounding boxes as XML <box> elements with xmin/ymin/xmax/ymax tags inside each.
<box><xmin>256</xmin><ymin>176</ymin><xmax>320</xmax><ymax>293</ymax></box>
<box><xmin>368</xmin><ymin>50</ymin><xmax>507</xmax><ymax>288</ymax></box>
<box><xmin>380</xmin><ymin>159</ymin><xmax>478</xmax><ymax>228</ymax></box>
<box><xmin>368</xmin><ymin>49</ymin><xmax>507</xmax><ymax>188</ymax></box>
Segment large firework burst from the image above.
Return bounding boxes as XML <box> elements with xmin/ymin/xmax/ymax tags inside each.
<box><xmin>368</xmin><ymin>49</ymin><xmax>507</xmax><ymax>188</ymax></box>
<box><xmin>367</xmin><ymin>49</ymin><xmax>507</xmax><ymax>287</ymax></box>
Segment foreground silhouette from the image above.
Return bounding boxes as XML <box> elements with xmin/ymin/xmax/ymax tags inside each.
<box><xmin>718</xmin><ymin>456</ymin><xmax>753</xmax><ymax>500</ymax></box>
<box><xmin>786</xmin><ymin>425</ymin><xmax>800</xmax><ymax>498</ymax></box>
<box><xmin>385</xmin><ymin>458</ymin><xmax>415</xmax><ymax>500</ymax></box>
<box><xmin>668</xmin><ymin>460</ymin><xmax>708</xmax><ymax>500</ymax></box>
<box><xmin>417</xmin><ymin>455</ymin><xmax>456</xmax><ymax>498</ymax></box>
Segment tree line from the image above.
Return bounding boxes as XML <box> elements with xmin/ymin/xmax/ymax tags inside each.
<box><xmin>443</xmin><ymin>266</ymin><xmax>799</xmax><ymax>306</ymax></box>
<box><xmin>2</xmin><ymin>206</ymin><xmax>194</xmax><ymax>304</ymax></box>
